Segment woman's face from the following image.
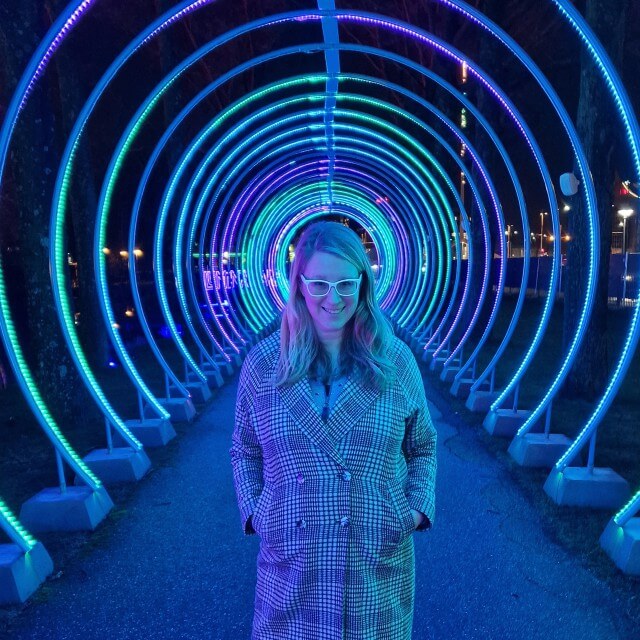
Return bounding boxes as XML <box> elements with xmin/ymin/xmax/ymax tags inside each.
<box><xmin>299</xmin><ymin>251</ymin><xmax>361</xmax><ymax>342</ymax></box>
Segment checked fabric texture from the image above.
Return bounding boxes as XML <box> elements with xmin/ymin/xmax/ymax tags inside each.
<box><xmin>230</xmin><ymin>331</ymin><xmax>437</xmax><ymax>640</ymax></box>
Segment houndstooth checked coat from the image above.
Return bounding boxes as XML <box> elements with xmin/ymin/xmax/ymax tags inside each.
<box><xmin>230</xmin><ymin>331</ymin><xmax>437</xmax><ymax>640</ymax></box>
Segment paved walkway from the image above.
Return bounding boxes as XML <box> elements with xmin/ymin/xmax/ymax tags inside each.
<box><xmin>1</xmin><ymin>356</ymin><xmax>638</xmax><ymax>639</ymax></box>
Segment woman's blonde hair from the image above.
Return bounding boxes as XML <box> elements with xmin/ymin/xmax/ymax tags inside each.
<box><xmin>275</xmin><ymin>221</ymin><xmax>394</xmax><ymax>390</ymax></box>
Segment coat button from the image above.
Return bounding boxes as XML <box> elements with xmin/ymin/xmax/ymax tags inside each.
<box><xmin>296</xmin><ymin>473</ymin><xmax>305</xmax><ymax>484</ymax></box>
<box><xmin>296</xmin><ymin>518</ymin><xmax>307</xmax><ymax>528</ymax></box>
<box><xmin>339</xmin><ymin>516</ymin><xmax>349</xmax><ymax>527</ymax></box>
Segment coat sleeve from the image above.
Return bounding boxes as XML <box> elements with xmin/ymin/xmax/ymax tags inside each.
<box><xmin>400</xmin><ymin>345</ymin><xmax>437</xmax><ymax>531</ymax></box>
<box><xmin>229</xmin><ymin>357</ymin><xmax>264</xmax><ymax>535</ymax></box>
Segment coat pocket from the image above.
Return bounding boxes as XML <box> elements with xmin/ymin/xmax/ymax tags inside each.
<box><xmin>387</xmin><ymin>481</ymin><xmax>416</xmax><ymax>541</ymax></box>
<box><xmin>252</xmin><ymin>485</ymin><xmax>273</xmax><ymax>535</ymax></box>
<box><xmin>257</xmin><ymin>484</ymin><xmax>301</xmax><ymax>562</ymax></box>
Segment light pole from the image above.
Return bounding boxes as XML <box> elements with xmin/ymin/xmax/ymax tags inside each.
<box><xmin>618</xmin><ymin>208</ymin><xmax>634</xmax><ymax>255</ymax></box>
<box><xmin>539</xmin><ymin>211</ymin><xmax>548</xmax><ymax>255</ymax></box>
<box><xmin>505</xmin><ymin>227</ymin><xmax>519</xmax><ymax>258</ymax></box>
<box><xmin>559</xmin><ymin>203</ymin><xmax>570</xmax><ymax>254</ymax></box>
<box><xmin>534</xmin><ymin>212</ymin><xmax>548</xmax><ymax>296</ymax></box>
<box><xmin>547</xmin><ymin>233</ymin><xmax>561</xmax><ymax>297</ymax></box>
<box><xmin>618</xmin><ymin>208</ymin><xmax>634</xmax><ymax>304</ymax></box>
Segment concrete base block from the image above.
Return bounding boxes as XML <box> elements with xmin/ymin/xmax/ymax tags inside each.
<box><xmin>212</xmin><ymin>358</ymin><xmax>234</xmax><ymax>376</ymax></box>
<box><xmin>466</xmin><ymin>390</ymin><xmax>499</xmax><ymax>412</ymax></box>
<box><xmin>429</xmin><ymin>352</ymin><xmax>449</xmax><ymax>372</ymax></box>
<box><xmin>483</xmin><ymin>409</ymin><xmax>532</xmax><ymax>437</ymax></box>
<box><xmin>600</xmin><ymin>518</ymin><xmax>640</xmax><ymax>575</ymax></box>
<box><xmin>123</xmin><ymin>418</ymin><xmax>176</xmax><ymax>447</ymax></box>
<box><xmin>158</xmin><ymin>397</ymin><xmax>196</xmax><ymax>423</ymax></box>
<box><xmin>544</xmin><ymin>467</ymin><xmax>631</xmax><ymax>509</ymax></box>
<box><xmin>19</xmin><ymin>485</ymin><xmax>114</xmax><ymax>533</ymax></box>
<box><xmin>439</xmin><ymin>365</ymin><xmax>460</xmax><ymax>383</ymax></box>
<box><xmin>508</xmin><ymin>433</ymin><xmax>573</xmax><ymax>468</ymax></box>
<box><xmin>77</xmin><ymin>447</ymin><xmax>151</xmax><ymax>484</ymax></box>
<box><xmin>0</xmin><ymin>542</ymin><xmax>53</xmax><ymax>605</ymax></box>
<box><xmin>201</xmin><ymin>365</ymin><xmax>224</xmax><ymax>388</ymax></box>
<box><xmin>225</xmin><ymin>351</ymin><xmax>242</xmax><ymax>367</ymax></box>
<box><xmin>184</xmin><ymin>381</ymin><xmax>211</xmax><ymax>404</ymax></box>
<box><xmin>450</xmin><ymin>377</ymin><xmax>475</xmax><ymax>398</ymax></box>
<box><xmin>421</xmin><ymin>343</ymin><xmax>439</xmax><ymax>360</ymax></box>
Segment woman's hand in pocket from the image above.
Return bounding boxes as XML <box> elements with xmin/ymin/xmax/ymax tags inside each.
<box><xmin>410</xmin><ymin>508</ymin><xmax>425</xmax><ymax>529</ymax></box>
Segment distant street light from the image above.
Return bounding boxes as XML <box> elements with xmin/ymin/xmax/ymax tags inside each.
<box><xmin>505</xmin><ymin>226</ymin><xmax>520</xmax><ymax>258</ymax></box>
<box><xmin>618</xmin><ymin>208</ymin><xmax>635</xmax><ymax>305</ymax></box>
<box><xmin>618</xmin><ymin>208</ymin><xmax>634</xmax><ymax>255</ymax></box>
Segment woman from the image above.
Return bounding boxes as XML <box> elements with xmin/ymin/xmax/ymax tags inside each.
<box><xmin>230</xmin><ymin>221</ymin><xmax>437</xmax><ymax>640</ymax></box>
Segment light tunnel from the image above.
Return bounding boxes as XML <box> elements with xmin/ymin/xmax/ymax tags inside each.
<box><xmin>0</xmin><ymin>0</ymin><xmax>639</xmax><ymax>602</ymax></box>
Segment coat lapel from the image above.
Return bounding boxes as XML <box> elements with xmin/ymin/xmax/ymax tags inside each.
<box><xmin>326</xmin><ymin>376</ymin><xmax>379</xmax><ymax>444</ymax></box>
<box><xmin>276</xmin><ymin>374</ymin><xmax>380</xmax><ymax>465</ymax></box>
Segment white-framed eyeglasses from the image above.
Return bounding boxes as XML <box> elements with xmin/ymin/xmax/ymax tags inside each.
<box><xmin>300</xmin><ymin>274</ymin><xmax>362</xmax><ymax>297</ymax></box>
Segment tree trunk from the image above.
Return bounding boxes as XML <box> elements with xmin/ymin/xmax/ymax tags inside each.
<box><xmin>563</xmin><ymin>0</ymin><xmax>628</xmax><ymax>399</ymax></box>
<box><xmin>51</xmin><ymin>33</ymin><xmax>110</xmax><ymax>371</ymax></box>
<box><xmin>0</xmin><ymin>3</ymin><xmax>89</xmax><ymax>424</ymax></box>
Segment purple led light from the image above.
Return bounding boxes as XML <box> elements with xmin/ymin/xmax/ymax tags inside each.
<box><xmin>223</xmin><ymin>161</ymin><xmax>309</xmax><ymax>277</ymax></box>
<box><xmin>235</xmin><ymin>154</ymin><xmax>413</xmax><ymax>314</ymax></box>
<box><xmin>220</xmin><ymin>159</ymin><xmax>328</xmax><ymax>322</ymax></box>
<box><xmin>270</xmin><ymin>203</ymin><xmax>336</xmax><ymax>303</ymax></box>
<box><xmin>210</xmin><ymin>196</ymin><xmax>247</xmax><ymax>346</ymax></box>
<box><xmin>251</xmin><ymin>164</ymin><xmax>330</xmax><ymax>303</ymax></box>
<box><xmin>19</xmin><ymin>0</ymin><xmax>96</xmax><ymax>112</ymax></box>
<box><xmin>267</xmin><ymin>167</ymin><xmax>406</xmax><ymax>311</ymax></box>
<box><xmin>223</xmin><ymin>166</ymin><xmax>299</xmax><ymax>313</ymax></box>
<box><xmin>220</xmin><ymin>149</ymin><xmax>419</xmax><ymax>322</ymax></box>
<box><xmin>143</xmin><ymin>6</ymin><xmax>318</xmax><ymax>47</ymax></box>
<box><xmin>142</xmin><ymin>0</ymin><xmax>213</xmax><ymax>45</ymax></box>
<box><xmin>225</xmin><ymin>167</ymin><xmax>284</xmax><ymax>258</ymax></box>
<box><xmin>332</xmin><ymin>160</ymin><xmax>409</xmax><ymax>310</ymax></box>
<box><xmin>337</xmin><ymin>13</ymin><xmax>534</xmax><ymax>159</ymax></box>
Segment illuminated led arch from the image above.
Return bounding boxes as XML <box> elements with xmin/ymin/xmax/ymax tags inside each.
<box><xmin>0</xmin><ymin>1</ymin><xmax>111</xmax><ymax>554</ymax></box>
<box><xmin>214</xmin><ymin>152</ymin><xmax>430</xmax><ymax>332</ymax></box>
<box><xmin>146</xmin><ymin>79</ymin><xmax>510</xmax><ymax>372</ymax></box>
<box><xmin>55</xmin><ymin>7</ymin><xmax>556</xmax><ymax>430</ymax></box>
<box><xmin>0</xmin><ymin>0</ymin><xmax>638</xmax><ymax>585</ymax></box>
<box><xmin>198</xmin><ymin>127</ymin><xmax>458</xmax><ymax>332</ymax></box>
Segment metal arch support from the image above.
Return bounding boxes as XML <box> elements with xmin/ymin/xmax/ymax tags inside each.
<box><xmin>318</xmin><ymin>0</ymin><xmax>340</xmax><ymax>207</ymax></box>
